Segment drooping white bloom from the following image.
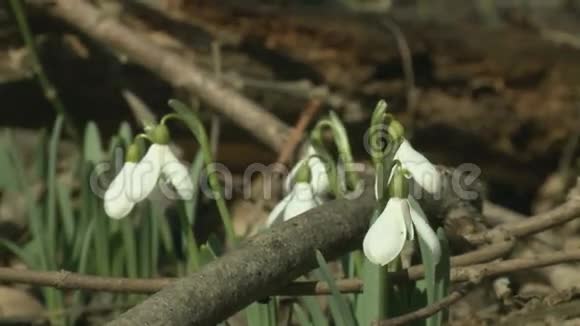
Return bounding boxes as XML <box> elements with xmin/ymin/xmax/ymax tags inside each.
<box><xmin>104</xmin><ymin>162</ymin><xmax>137</xmax><ymax>219</ymax></box>
<box><xmin>394</xmin><ymin>139</ymin><xmax>441</xmax><ymax>194</ymax></box>
<box><xmin>128</xmin><ymin>143</ymin><xmax>193</xmax><ymax>202</ymax></box>
<box><xmin>363</xmin><ymin>196</ymin><xmax>441</xmax><ymax>266</ymax></box>
<box><xmin>103</xmin><ymin>123</ymin><xmax>194</xmax><ymax>219</ymax></box>
<box><xmin>285</xmin><ymin>146</ymin><xmax>329</xmax><ymax>196</ymax></box>
<box><xmin>266</xmin><ymin>183</ymin><xmax>320</xmax><ymax>227</ymax></box>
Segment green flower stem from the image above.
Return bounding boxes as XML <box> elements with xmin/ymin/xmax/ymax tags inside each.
<box><xmin>328</xmin><ymin>111</ymin><xmax>359</xmax><ymax>189</ymax></box>
<box><xmin>311</xmin><ymin>118</ymin><xmax>359</xmax><ymax>195</ymax></box>
<box><xmin>166</xmin><ymin>101</ymin><xmax>237</xmax><ymax>244</ymax></box>
<box><xmin>8</xmin><ymin>0</ymin><xmax>78</xmax><ymax>140</ymax></box>
<box><xmin>178</xmin><ymin>207</ymin><xmax>200</xmax><ymax>272</ymax></box>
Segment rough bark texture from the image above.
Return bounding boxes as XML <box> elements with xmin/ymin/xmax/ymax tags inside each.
<box><xmin>109</xmin><ymin>184</ymin><xmax>375</xmax><ymax>326</ymax></box>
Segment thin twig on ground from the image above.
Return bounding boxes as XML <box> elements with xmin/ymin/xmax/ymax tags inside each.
<box><xmin>374</xmin><ymin>283</ymin><xmax>476</xmax><ymax>326</ymax></box>
<box><xmin>466</xmin><ymin>198</ymin><xmax>580</xmax><ymax>245</ymax></box>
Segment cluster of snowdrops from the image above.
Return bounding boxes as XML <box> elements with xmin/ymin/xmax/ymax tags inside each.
<box><xmin>103</xmin><ymin>100</ymin><xmax>442</xmax><ymax>268</ymax></box>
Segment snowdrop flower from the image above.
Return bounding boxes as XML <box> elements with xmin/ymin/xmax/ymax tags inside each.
<box><xmin>267</xmin><ymin>162</ymin><xmax>321</xmax><ymax>226</ymax></box>
<box><xmin>285</xmin><ymin>146</ymin><xmax>329</xmax><ymax>196</ymax></box>
<box><xmin>363</xmin><ymin>167</ymin><xmax>441</xmax><ymax>266</ymax></box>
<box><xmin>104</xmin><ymin>143</ymin><xmax>139</xmax><ymax>219</ymax></box>
<box><xmin>393</xmin><ymin>139</ymin><xmax>441</xmax><ymax>195</ymax></box>
<box><xmin>104</xmin><ymin>124</ymin><xmax>193</xmax><ymax>219</ymax></box>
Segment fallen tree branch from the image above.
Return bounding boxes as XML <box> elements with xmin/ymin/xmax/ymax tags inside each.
<box><xmin>105</xmin><ymin>184</ymin><xmax>376</xmax><ymax>325</ymax></box>
<box><xmin>31</xmin><ymin>0</ymin><xmax>290</xmax><ymax>152</ymax></box>
<box><xmin>374</xmin><ymin>283</ymin><xmax>476</xmax><ymax>326</ymax></box>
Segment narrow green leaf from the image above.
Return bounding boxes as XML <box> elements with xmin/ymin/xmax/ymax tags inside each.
<box><xmin>0</xmin><ymin>143</ymin><xmax>20</xmax><ymax>191</ymax></box>
<box><xmin>293</xmin><ymin>303</ymin><xmax>314</xmax><ymax>326</ymax></box>
<box><xmin>0</xmin><ymin>238</ymin><xmax>36</xmax><ymax>268</ymax></box>
<box><xmin>46</xmin><ymin>116</ymin><xmax>65</xmax><ymax>268</ymax></box>
<box><xmin>56</xmin><ymin>181</ymin><xmax>75</xmax><ymax>247</ymax></box>
<box><xmin>4</xmin><ymin>134</ymin><xmax>49</xmax><ymax>270</ymax></box>
<box><xmin>92</xmin><ymin>170</ymin><xmax>111</xmax><ymax>275</ymax></box>
<box><xmin>117</xmin><ymin>121</ymin><xmax>133</xmax><ymax>146</ymax></box>
<box><xmin>150</xmin><ymin>204</ymin><xmax>161</xmax><ymax>275</ymax></box>
<box><xmin>32</xmin><ymin>129</ymin><xmax>48</xmax><ymax>180</ymax></box>
<box><xmin>138</xmin><ymin>204</ymin><xmax>152</xmax><ymax>278</ymax></box>
<box><xmin>356</xmin><ymin>209</ymin><xmax>389</xmax><ymax>324</ymax></box>
<box><xmin>120</xmin><ymin>218</ymin><xmax>138</xmax><ymax>279</ymax></box>
<box><xmin>84</xmin><ymin>121</ymin><xmax>103</xmax><ymax>163</ymax></box>
<box><xmin>299</xmin><ymin>297</ymin><xmax>328</xmax><ymax>326</ymax></box>
<box><xmin>418</xmin><ymin>227</ymin><xmax>451</xmax><ymax>326</ymax></box>
<box><xmin>184</xmin><ymin>151</ymin><xmax>204</xmax><ymax>225</ymax></box>
<box><xmin>314</xmin><ymin>250</ymin><xmax>356</xmax><ymax>326</ymax></box>
<box><xmin>245</xmin><ymin>303</ymin><xmax>262</xmax><ymax>326</ymax></box>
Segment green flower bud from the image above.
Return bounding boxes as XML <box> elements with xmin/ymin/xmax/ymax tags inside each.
<box><xmin>388</xmin><ymin>120</ymin><xmax>405</xmax><ymax>141</ymax></box>
<box><xmin>125</xmin><ymin>143</ymin><xmax>141</xmax><ymax>163</ymax></box>
<box><xmin>294</xmin><ymin>161</ymin><xmax>311</xmax><ymax>183</ymax></box>
<box><xmin>388</xmin><ymin>165</ymin><xmax>409</xmax><ymax>198</ymax></box>
<box><xmin>150</xmin><ymin>124</ymin><xmax>170</xmax><ymax>144</ymax></box>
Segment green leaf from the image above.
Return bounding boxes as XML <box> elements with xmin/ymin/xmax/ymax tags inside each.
<box><xmin>0</xmin><ymin>238</ymin><xmax>35</xmax><ymax>268</ymax></box>
<box><xmin>117</xmin><ymin>121</ymin><xmax>133</xmax><ymax>146</ymax></box>
<box><xmin>418</xmin><ymin>227</ymin><xmax>451</xmax><ymax>326</ymax></box>
<box><xmin>46</xmin><ymin>116</ymin><xmax>65</xmax><ymax>268</ymax></box>
<box><xmin>0</xmin><ymin>143</ymin><xmax>20</xmax><ymax>191</ymax></box>
<box><xmin>4</xmin><ymin>132</ymin><xmax>49</xmax><ymax>270</ymax></box>
<box><xmin>168</xmin><ymin>99</ymin><xmax>236</xmax><ymax>244</ymax></box>
<box><xmin>120</xmin><ymin>217</ymin><xmax>138</xmax><ymax>279</ymax></box>
<box><xmin>32</xmin><ymin>129</ymin><xmax>49</xmax><ymax>181</ymax></box>
<box><xmin>299</xmin><ymin>297</ymin><xmax>328</xmax><ymax>326</ymax></box>
<box><xmin>292</xmin><ymin>303</ymin><xmax>313</xmax><ymax>326</ymax></box>
<box><xmin>84</xmin><ymin>121</ymin><xmax>103</xmax><ymax>163</ymax></box>
<box><xmin>184</xmin><ymin>151</ymin><xmax>204</xmax><ymax>225</ymax></box>
<box><xmin>138</xmin><ymin>204</ymin><xmax>152</xmax><ymax>278</ymax></box>
<box><xmin>56</xmin><ymin>181</ymin><xmax>75</xmax><ymax>247</ymax></box>
<box><xmin>314</xmin><ymin>250</ymin><xmax>356</xmax><ymax>326</ymax></box>
<box><xmin>355</xmin><ymin>209</ymin><xmax>389</xmax><ymax>324</ymax></box>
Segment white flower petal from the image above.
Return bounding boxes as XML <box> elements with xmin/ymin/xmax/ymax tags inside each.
<box><xmin>128</xmin><ymin>144</ymin><xmax>164</xmax><ymax>202</ymax></box>
<box><xmin>408</xmin><ymin>196</ymin><xmax>441</xmax><ymax>264</ymax></box>
<box><xmin>161</xmin><ymin>150</ymin><xmax>194</xmax><ymax>200</ymax></box>
<box><xmin>395</xmin><ymin>139</ymin><xmax>441</xmax><ymax>194</ymax></box>
<box><xmin>405</xmin><ymin>200</ymin><xmax>415</xmax><ymax>241</ymax></box>
<box><xmin>363</xmin><ymin>198</ymin><xmax>408</xmax><ymax>266</ymax></box>
<box><xmin>283</xmin><ymin>183</ymin><xmax>318</xmax><ymax>221</ymax></box>
<box><xmin>104</xmin><ymin>162</ymin><xmax>137</xmax><ymax>219</ymax></box>
<box><xmin>309</xmin><ymin>156</ymin><xmax>329</xmax><ymax>196</ymax></box>
<box><xmin>284</xmin><ymin>146</ymin><xmax>329</xmax><ymax>196</ymax></box>
<box><xmin>266</xmin><ymin>193</ymin><xmax>292</xmax><ymax>227</ymax></box>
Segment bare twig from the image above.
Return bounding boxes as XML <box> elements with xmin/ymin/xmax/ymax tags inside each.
<box><xmin>466</xmin><ymin>199</ymin><xmax>580</xmax><ymax>245</ymax></box>
<box><xmin>0</xmin><ymin>240</ymin><xmax>513</xmax><ymax>295</ymax></box>
<box><xmin>374</xmin><ymin>283</ymin><xmax>476</xmax><ymax>326</ymax></box>
<box><xmin>275</xmin><ymin>99</ymin><xmax>322</xmax><ymax>166</ymax></box>
<box><xmin>32</xmin><ymin>0</ymin><xmax>290</xmax><ymax>152</ymax></box>
<box><xmin>0</xmin><ymin>267</ymin><xmax>358</xmax><ymax>296</ymax></box>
